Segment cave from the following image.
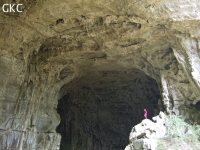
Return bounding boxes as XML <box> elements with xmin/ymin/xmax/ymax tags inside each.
<box><xmin>1</xmin><ymin>0</ymin><xmax>200</xmax><ymax>149</ymax></box>
<box><xmin>56</xmin><ymin>69</ymin><xmax>161</xmax><ymax>150</ymax></box>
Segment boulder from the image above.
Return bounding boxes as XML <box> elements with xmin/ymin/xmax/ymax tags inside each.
<box><xmin>126</xmin><ymin>112</ymin><xmax>167</xmax><ymax>150</ymax></box>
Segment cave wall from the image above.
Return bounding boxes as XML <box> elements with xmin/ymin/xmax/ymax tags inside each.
<box><xmin>0</xmin><ymin>0</ymin><xmax>200</xmax><ymax>149</ymax></box>
<box><xmin>57</xmin><ymin>70</ymin><xmax>161</xmax><ymax>150</ymax></box>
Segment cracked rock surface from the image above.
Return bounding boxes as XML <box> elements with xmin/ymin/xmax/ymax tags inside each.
<box><xmin>0</xmin><ymin>0</ymin><xmax>200</xmax><ymax>149</ymax></box>
<box><xmin>125</xmin><ymin>112</ymin><xmax>167</xmax><ymax>150</ymax></box>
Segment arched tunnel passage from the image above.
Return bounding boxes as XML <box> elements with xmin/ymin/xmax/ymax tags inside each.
<box><xmin>56</xmin><ymin>69</ymin><xmax>162</xmax><ymax>150</ymax></box>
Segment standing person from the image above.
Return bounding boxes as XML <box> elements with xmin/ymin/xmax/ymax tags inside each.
<box><xmin>144</xmin><ymin>109</ymin><xmax>147</xmax><ymax>119</ymax></box>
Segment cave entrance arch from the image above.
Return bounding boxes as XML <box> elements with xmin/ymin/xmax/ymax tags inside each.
<box><xmin>56</xmin><ymin>69</ymin><xmax>161</xmax><ymax>150</ymax></box>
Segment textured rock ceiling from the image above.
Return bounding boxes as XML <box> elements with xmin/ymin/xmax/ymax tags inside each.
<box><xmin>0</xmin><ymin>0</ymin><xmax>200</xmax><ymax>149</ymax></box>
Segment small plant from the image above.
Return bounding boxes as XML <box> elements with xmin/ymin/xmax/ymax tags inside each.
<box><xmin>158</xmin><ymin>115</ymin><xmax>200</xmax><ymax>149</ymax></box>
<box><xmin>193</xmin><ymin>124</ymin><xmax>200</xmax><ymax>138</ymax></box>
<box><xmin>166</xmin><ymin>115</ymin><xmax>200</xmax><ymax>143</ymax></box>
<box><xmin>165</xmin><ymin>115</ymin><xmax>189</xmax><ymax>138</ymax></box>
<box><xmin>156</xmin><ymin>141</ymin><xmax>167</xmax><ymax>150</ymax></box>
<box><xmin>155</xmin><ymin>115</ymin><xmax>200</xmax><ymax>150</ymax></box>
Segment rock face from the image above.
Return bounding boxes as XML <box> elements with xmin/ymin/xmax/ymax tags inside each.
<box><xmin>0</xmin><ymin>0</ymin><xmax>200</xmax><ymax>149</ymax></box>
<box><xmin>125</xmin><ymin>112</ymin><xmax>167</xmax><ymax>150</ymax></box>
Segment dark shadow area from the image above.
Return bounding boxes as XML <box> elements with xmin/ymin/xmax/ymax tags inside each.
<box><xmin>194</xmin><ymin>101</ymin><xmax>200</xmax><ymax>111</ymax></box>
<box><xmin>56</xmin><ymin>69</ymin><xmax>161</xmax><ymax>150</ymax></box>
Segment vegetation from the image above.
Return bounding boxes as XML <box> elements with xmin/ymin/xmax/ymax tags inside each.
<box><xmin>166</xmin><ymin>115</ymin><xmax>189</xmax><ymax>138</ymax></box>
<box><xmin>156</xmin><ymin>115</ymin><xmax>200</xmax><ymax>150</ymax></box>
<box><xmin>156</xmin><ymin>142</ymin><xmax>167</xmax><ymax>150</ymax></box>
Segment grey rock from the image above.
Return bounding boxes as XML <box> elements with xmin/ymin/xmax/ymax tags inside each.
<box><xmin>0</xmin><ymin>0</ymin><xmax>200</xmax><ymax>149</ymax></box>
<box><xmin>125</xmin><ymin>112</ymin><xmax>167</xmax><ymax>150</ymax></box>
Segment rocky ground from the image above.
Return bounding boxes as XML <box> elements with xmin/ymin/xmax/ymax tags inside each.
<box><xmin>125</xmin><ymin>112</ymin><xmax>200</xmax><ymax>150</ymax></box>
<box><xmin>0</xmin><ymin>0</ymin><xmax>200</xmax><ymax>149</ymax></box>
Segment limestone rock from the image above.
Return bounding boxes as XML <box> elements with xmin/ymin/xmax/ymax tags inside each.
<box><xmin>125</xmin><ymin>139</ymin><xmax>157</xmax><ymax>150</ymax></box>
<box><xmin>125</xmin><ymin>112</ymin><xmax>167</xmax><ymax>150</ymax></box>
<box><xmin>0</xmin><ymin>0</ymin><xmax>200</xmax><ymax>149</ymax></box>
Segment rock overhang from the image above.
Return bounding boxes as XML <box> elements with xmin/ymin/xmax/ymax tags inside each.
<box><xmin>0</xmin><ymin>0</ymin><xmax>200</xmax><ymax>149</ymax></box>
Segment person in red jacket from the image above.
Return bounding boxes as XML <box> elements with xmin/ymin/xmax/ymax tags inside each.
<box><xmin>144</xmin><ymin>109</ymin><xmax>147</xmax><ymax>119</ymax></box>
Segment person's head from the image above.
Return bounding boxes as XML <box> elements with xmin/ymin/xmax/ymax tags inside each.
<box><xmin>144</xmin><ymin>109</ymin><xmax>146</xmax><ymax>111</ymax></box>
